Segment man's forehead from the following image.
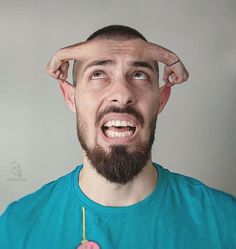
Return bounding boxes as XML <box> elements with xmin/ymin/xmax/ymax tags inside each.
<box><xmin>80</xmin><ymin>38</ymin><xmax>154</xmax><ymax>64</ymax></box>
<box><xmin>73</xmin><ymin>38</ymin><xmax>158</xmax><ymax>80</ymax></box>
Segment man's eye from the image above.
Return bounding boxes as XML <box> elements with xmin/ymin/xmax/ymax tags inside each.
<box><xmin>133</xmin><ymin>71</ymin><xmax>149</xmax><ymax>80</ymax></box>
<box><xmin>90</xmin><ymin>71</ymin><xmax>107</xmax><ymax>79</ymax></box>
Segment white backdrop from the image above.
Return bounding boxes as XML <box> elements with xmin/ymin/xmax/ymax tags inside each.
<box><xmin>0</xmin><ymin>0</ymin><xmax>236</xmax><ymax>213</ymax></box>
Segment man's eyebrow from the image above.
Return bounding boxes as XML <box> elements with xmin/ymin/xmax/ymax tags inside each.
<box><xmin>129</xmin><ymin>61</ymin><xmax>155</xmax><ymax>72</ymax></box>
<box><xmin>82</xmin><ymin>59</ymin><xmax>114</xmax><ymax>74</ymax></box>
<box><xmin>82</xmin><ymin>59</ymin><xmax>155</xmax><ymax>75</ymax></box>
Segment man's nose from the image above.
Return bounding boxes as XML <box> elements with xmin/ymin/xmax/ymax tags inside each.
<box><xmin>108</xmin><ymin>80</ymin><xmax>136</xmax><ymax>106</ymax></box>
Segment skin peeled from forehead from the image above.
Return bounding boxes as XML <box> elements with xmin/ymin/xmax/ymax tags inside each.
<box><xmin>72</xmin><ymin>38</ymin><xmax>159</xmax><ymax>84</ymax></box>
<box><xmin>46</xmin><ymin>37</ymin><xmax>188</xmax><ymax>86</ymax></box>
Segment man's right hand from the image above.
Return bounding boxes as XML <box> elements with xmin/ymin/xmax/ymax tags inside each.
<box><xmin>46</xmin><ymin>41</ymin><xmax>89</xmax><ymax>80</ymax></box>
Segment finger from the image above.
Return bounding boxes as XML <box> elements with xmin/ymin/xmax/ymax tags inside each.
<box><xmin>163</xmin><ymin>66</ymin><xmax>173</xmax><ymax>86</ymax></box>
<box><xmin>59</xmin><ymin>61</ymin><xmax>69</xmax><ymax>80</ymax></box>
<box><xmin>175</xmin><ymin>74</ymin><xmax>186</xmax><ymax>84</ymax></box>
<box><xmin>170</xmin><ymin>73</ymin><xmax>177</xmax><ymax>82</ymax></box>
<box><xmin>46</xmin><ymin>58</ymin><xmax>61</xmax><ymax>78</ymax></box>
<box><xmin>163</xmin><ymin>74</ymin><xmax>171</xmax><ymax>86</ymax></box>
<box><xmin>55</xmin><ymin>69</ymin><xmax>61</xmax><ymax>79</ymax></box>
<box><xmin>168</xmin><ymin>74</ymin><xmax>177</xmax><ymax>86</ymax></box>
<box><xmin>163</xmin><ymin>77</ymin><xmax>174</xmax><ymax>87</ymax></box>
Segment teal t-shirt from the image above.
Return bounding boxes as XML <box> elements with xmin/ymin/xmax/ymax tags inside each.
<box><xmin>0</xmin><ymin>163</ymin><xmax>235</xmax><ymax>248</ymax></box>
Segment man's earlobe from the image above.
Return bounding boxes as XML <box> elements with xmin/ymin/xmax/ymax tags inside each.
<box><xmin>158</xmin><ymin>84</ymin><xmax>171</xmax><ymax>114</ymax></box>
<box><xmin>59</xmin><ymin>80</ymin><xmax>76</xmax><ymax>113</ymax></box>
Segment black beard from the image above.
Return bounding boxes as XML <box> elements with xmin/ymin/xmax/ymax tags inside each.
<box><xmin>85</xmin><ymin>143</ymin><xmax>151</xmax><ymax>185</ymax></box>
<box><xmin>76</xmin><ymin>107</ymin><xmax>157</xmax><ymax>185</ymax></box>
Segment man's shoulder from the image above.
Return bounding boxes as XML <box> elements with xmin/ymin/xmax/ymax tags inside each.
<box><xmin>156</xmin><ymin>163</ymin><xmax>236</xmax><ymax>246</ymax></box>
<box><xmin>157</xmin><ymin>163</ymin><xmax>236</xmax><ymax>209</ymax></box>
<box><xmin>0</xmin><ymin>165</ymin><xmax>82</xmax><ymax>247</ymax></box>
<box><xmin>0</xmin><ymin>165</ymin><xmax>81</xmax><ymax>219</ymax></box>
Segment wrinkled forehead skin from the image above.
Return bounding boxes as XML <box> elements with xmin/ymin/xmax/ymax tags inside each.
<box><xmin>75</xmin><ymin>38</ymin><xmax>157</xmax><ymax>77</ymax></box>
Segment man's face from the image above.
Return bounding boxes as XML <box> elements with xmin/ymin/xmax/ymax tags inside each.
<box><xmin>73</xmin><ymin>38</ymin><xmax>161</xmax><ymax>184</ymax></box>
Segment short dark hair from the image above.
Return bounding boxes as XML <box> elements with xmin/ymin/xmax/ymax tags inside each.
<box><xmin>86</xmin><ymin>24</ymin><xmax>148</xmax><ymax>42</ymax></box>
<box><xmin>72</xmin><ymin>25</ymin><xmax>158</xmax><ymax>84</ymax></box>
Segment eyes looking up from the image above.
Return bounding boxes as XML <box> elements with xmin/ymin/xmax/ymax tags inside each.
<box><xmin>89</xmin><ymin>70</ymin><xmax>151</xmax><ymax>82</ymax></box>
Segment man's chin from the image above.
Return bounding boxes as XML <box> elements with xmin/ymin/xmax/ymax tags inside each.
<box><xmin>103</xmin><ymin>143</ymin><xmax>135</xmax><ymax>154</ymax></box>
<box><xmin>84</xmin><ymin>143</ymin><xmax>151</xmax><ymax>185</ymax></box>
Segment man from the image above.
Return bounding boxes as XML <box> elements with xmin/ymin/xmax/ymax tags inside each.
<box><xmin>0</xmin><ymin>25</ymin><xmax>235</xmax><ymax>249</ymax></box>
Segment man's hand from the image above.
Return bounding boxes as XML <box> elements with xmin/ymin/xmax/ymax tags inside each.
<box><xmin>163</xmin><ymin>61</ymin><xmax>189</xmax><ymax>86</ymax></box>
<box><xmin>46</xmin><ymin>39</ymin><xmax>189</xmax><ymax>86</ymax></box>
<box><xmin>46</xmin><ymin>41</ymin><xmax>89</xmax><ymax>80</ymax></box>
<box><xmin>147</xmin><ymin>42</ymin><xmax>189</xmax><ymax>86</ymax></box>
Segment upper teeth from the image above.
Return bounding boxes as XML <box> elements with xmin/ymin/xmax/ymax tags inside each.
<box><xmin>103</xmin><ymin>120</ymin><xmax>135</xmax><ymax>127</ymax></box>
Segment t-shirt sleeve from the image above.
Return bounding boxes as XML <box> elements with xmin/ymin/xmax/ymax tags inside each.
<box><xmin>0</xmin><ymin>203</ymin><xmax>14</xmax><ymax>248</ymax></box>
<box><xmin>210</xmin><ymin>189</ymin><xmax>236</xmax><ymax>247</ymax></box>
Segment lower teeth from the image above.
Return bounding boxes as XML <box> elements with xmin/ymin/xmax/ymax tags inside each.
<box><xmin>105</xmin><ymin>130</ymin><xmax>133</xmax><ymax>138</ymax></box>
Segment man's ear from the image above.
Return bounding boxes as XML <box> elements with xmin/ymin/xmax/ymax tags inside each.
<box><xmin>59</xmin><ymin>80</ymin><xmax>76</xmax><ymax>113</ymax></box>
<box><xmin>158</xmin><ymin>84</ymin><xmax>172</xmax><ymax>114</ymax></box>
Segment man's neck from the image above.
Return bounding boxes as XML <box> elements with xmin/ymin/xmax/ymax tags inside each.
<box><xmin>78</xmin><ymin>154</ymin><xmax>158</xmax><ymax>207</ymax></box>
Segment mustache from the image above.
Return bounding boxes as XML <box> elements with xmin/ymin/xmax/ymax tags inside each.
<box><xmin>96</xmin><ymin>106</ymin><xmax>144</xmax><ymax>127</ymax></box>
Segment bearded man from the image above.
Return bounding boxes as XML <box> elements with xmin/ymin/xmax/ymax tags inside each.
<box><xmin>0</xmin><ymin>25</ymin><xmax>235</xmax><ymax>249</ymax></box>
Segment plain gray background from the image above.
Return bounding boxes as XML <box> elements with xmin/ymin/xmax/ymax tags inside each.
<box><xmin>0</xmin><ymin>0</ymin><xmax>236</xmax><ymax>213</ymax></box>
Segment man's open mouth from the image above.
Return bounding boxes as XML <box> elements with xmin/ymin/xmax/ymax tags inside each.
<box><xmin>101</xmin><ymin>120</ymin><xmax>137</xmax><ymax>139</ymax></box>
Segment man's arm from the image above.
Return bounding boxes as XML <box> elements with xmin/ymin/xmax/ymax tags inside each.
<box><xmin>147</xmin><ymin>41</ymin><xmax>189</xmax><ymax>86</ymax></box>
<box><xmin>46</xmin><ymin>39</ymin><xmax>189</xmax><ymax>86</ymax></box>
